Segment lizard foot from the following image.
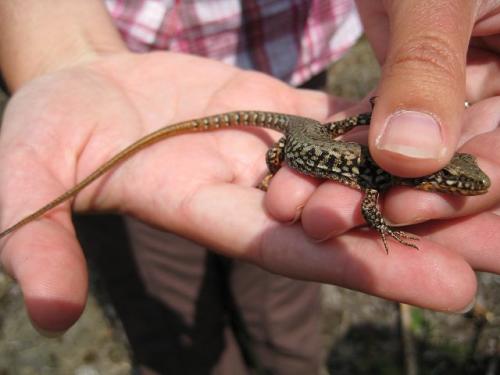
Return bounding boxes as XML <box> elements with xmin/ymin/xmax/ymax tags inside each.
<box><xmin>257</xmin><ymin>174</ymin><xmax>273</xmax><ymax>191</ymax></box>
<box><xmin>380</xmin><ymin>228</ymin><xmax>420</xmax><ymax>254</ymax></box>
<box><xmin>257</xmin><ymin>136</ymin><xmax>285</xmax><ymax>191</ymax></box>
<box><xmin>361</xmin><ymin>188</ymin><xmax>420</xmax><ymax>253</ymax></box>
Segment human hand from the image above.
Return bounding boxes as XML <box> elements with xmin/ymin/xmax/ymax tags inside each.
<box><xmin>355</xmin><ymin>0</ymin><xmax>500</xmax><ymax>176</ymax></box>
<box><xmin>2</xmin><ymin>50</ymin><xmax>493</xmax><ymax>336</ymax></box>
<box><xmin>0</xmin><ymin>51</ymin><xmax>342</xmax><ymax>333</ymax></box>
<box><xmin>265</xmin><ymin>94</ymin><xmax>500</xmax><ymax>315</ymax></box>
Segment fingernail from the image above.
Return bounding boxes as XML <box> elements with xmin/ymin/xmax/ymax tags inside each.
<box><xmin>457</xmin><ymin>298</ymin><xmax>476</xmax><ymax>314</ymax></box>
<box><xmin>376</xmin><ymin>110</ymin><xmax>445</xmax><ymax>159</ymax></box>
<box><xmin>312</xmin><ymin>233</ymin><xmax>334</xmax><ymax>243</ymax></box>
<box><xmin>286</xmin><ymin>205</ymin><xmax>304</xmax><ymax>225</ymax></box>
<box><xmin>311</xmin><ymin>229</ymin><xmax>342</xmax><ymax>243</ymax></box>
<box><xmin>33</xmin><ymin>325</ymin><xmax>66</xmax><ymax>338</ymax></box>
<box><xmin>385</xmin><ymin>215</ymin><xmax>427</xmax><ymax>227</ymax></box>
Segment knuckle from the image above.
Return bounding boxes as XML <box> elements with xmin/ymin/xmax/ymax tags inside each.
<box><xmin>389</xmin><ymin>33</ymin><xmax>464</xmax><ymax>82</ymax></box>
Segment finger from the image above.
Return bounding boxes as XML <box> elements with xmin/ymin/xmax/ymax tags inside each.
<box><xmin>369</xmin><ymin>0</ymin><xmax>478</xmax><ymax>176</ymax></box>
<box><xmin>414</xmin><ymin>212</ymin><xmax>500</xmax><ymax>274</ymax></box>
<box><xmin>178</xmin><ymin>184</ymin><xmax>477</xmax><ymax>312</ymax></box>
<box><xmin>265</xmin><ymin>167</ymin><xmax>320</xmax><ymax>223</ymax></box>
<box><xmin>458</xmin><ymin>96</ymin><xmax>500</xmax><ymax>145</ymax></box>
<box><xmin>0</xmin><ymin>215</ymin><xmax>87</xmax><ymax>334</ymax></box>
<box><xmin>383</xmin><ymin>126</ymin><xmax>500</xmax><ymax>225</ymax></box>
<box><xmin>466</xmin><ymin>45</ymin><xmax>500</xmax><ymax>101</ymax></box>
<box><xmin>355</xmin><ymin>0</ymin><xmax>391</xmax><ymax>62</ymax></box>
<box><xmin>300</xmin><ymin>182</ymin><xmax>363</xmax><ymax>240</ymax></box>
<box><xmin>383</xmin><ymin>157</ymin><xmax>498</xmax><ymax>225</ymax></box>
<box><xmin>0</xmin><ymin>142</ymin><xmax>88</xmax><ymax>333</ymax></box>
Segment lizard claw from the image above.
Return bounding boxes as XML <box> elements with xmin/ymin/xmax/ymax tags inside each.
<box><xmin>380</xmin><ymin>228</ymin><xmax>420</xmax><ymax>253</ymax></box>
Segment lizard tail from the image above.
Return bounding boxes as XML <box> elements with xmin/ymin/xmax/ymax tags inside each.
<box><xmin>0</xmin><ymin>111</ymin><xmax>291</xmax><ymax>239</ymax></box>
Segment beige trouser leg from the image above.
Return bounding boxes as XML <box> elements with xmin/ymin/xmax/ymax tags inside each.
<box><xmin>125</xmin><ymin>217</ymin><xmax>321</xmax><ymax>375</ymax></box>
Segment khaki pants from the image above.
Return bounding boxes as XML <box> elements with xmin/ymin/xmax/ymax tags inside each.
<box><xmin>77</xmin><ymin>215</ymin><xmax>321</xmax><ymax>375</ymax></box>
<box><xmin>128</xmin><ymin>218</ymin><xmax>321</xmax><ymax>375</ymax></box>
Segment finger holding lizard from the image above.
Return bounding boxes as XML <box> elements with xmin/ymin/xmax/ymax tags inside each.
<box><xmin>269</xmin><ymin>95</ymin><xmax>496</xmax><ymax>244</ymax></box>
<box><xmin>175</xmin><ymin>183</ymin><xmax>480</xmax><ymax>313</ymax></box>
<box><xmin>383</xmin><ymin>96</ymin><xmax>500</xmax><ymax>224</ymax></box>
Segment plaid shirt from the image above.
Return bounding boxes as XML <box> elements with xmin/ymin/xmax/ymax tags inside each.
<box><xmin>104</xmin><ymin>0</ymin><xmax>362</xmax><ymax>86</ymax></box>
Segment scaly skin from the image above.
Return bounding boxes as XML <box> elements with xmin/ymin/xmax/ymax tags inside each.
<box><xmin>0</xmin><ymin>111</ymin><xmax>491</xmax><ymax>252</ymax></box>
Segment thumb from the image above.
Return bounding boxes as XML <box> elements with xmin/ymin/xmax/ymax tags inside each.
<box><xmin>368</xmin><ymin>0</ymin><xmax>477</xmax><ymax>177</ymax></box>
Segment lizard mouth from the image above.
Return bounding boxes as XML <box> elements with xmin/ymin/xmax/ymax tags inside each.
<box><xmin>453</xmin><ymin>188</ymin><xmax>489</xmax><ymax>196</ymax></box>
<box><xmin>417</xmin><ymin>181</ymin><xmax>489</xmax><ymax>196</ymax></box>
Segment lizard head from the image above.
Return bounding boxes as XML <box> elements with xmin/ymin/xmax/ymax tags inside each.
<box><xmin>413</xmin><ymin>153</ymin><xmax>491</xmax><ymax>196</ymax></box>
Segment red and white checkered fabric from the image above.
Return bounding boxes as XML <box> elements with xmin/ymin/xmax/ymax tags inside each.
<box><xmin>105</xmin><ymin>0</ymin><xmax>362</xmax><ymax>85</ymax></box>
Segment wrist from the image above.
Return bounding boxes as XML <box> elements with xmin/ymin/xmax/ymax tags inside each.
<box><xmin>16</xmin><ymin>33</ymin><xmax>128</xmax><ymax>90</ymax></box>
<box><xmin>0</xmin><ymin>0</ymin><xmax>128</xmax><ymax>92</ymax></box>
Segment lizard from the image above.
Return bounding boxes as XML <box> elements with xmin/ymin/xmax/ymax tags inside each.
<box><xmin>0</xmin><ymin>109</ymin><xmax>491</xmax><ymax>252</ymax></box>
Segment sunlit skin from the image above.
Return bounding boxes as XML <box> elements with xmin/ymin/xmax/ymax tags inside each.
<box><xmin>1</xmin><ymin>0</ymin><xmax>500</xmax><ymax>334</ymax></box>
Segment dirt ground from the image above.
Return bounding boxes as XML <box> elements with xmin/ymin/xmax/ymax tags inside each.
<box><xmin>0</xmin><ymin>38</ymin><xmax>499</xmax><ymax>375</ymax></box>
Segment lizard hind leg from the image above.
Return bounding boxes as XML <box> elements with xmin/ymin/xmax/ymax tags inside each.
<box><xmin>257</xmin><ymin>136</ymin><xmax>286</xmax><ymax>191</ymax></box>
<box><xmin>361</xmin><ymin>188</ymin><xmax>419</xmax><ymax>253</ymax></box>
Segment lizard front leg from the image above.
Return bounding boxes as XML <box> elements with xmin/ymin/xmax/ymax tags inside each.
<box><xmin>321</xmin><ymin>96</ymin><xmax>376</xmax><ymax>138</ymax></box>
<box><xmin>258</xmin><ymin>136</ymin><xmax>286</xmax><ymax>191</ymax></box>
<box><xmin>361</xmin><ymin>188</ymin><xmax>419</xmax><ymax>253</ymax></box>
<box><xmin>322</xmin><ymin>112</ymin><xmax>372</xmax><ymax>138</ymax></box>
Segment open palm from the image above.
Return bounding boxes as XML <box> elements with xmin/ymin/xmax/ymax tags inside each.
<box><xmin>0</xmin><ymin>51</ymin><xmax>335</xmax><ymax>332</ymax></box>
